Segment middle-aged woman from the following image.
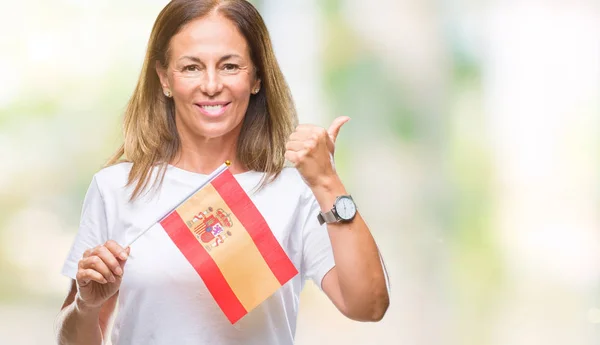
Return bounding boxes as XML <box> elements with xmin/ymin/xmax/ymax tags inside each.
<box><xmin>56</xmin><ymin>1</ymin><xmax>389</xmax><ymax>344</ymax></box>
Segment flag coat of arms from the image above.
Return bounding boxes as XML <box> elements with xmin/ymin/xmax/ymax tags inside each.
<box><xmin>154</xmin><ymin>165</ymin><xmax>298</xmax><ymax>323</ymax></box>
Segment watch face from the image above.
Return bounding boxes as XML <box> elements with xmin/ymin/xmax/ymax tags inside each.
<box><xmin>335</xmin><ymin>196</ymin><xmax>356</xmax><ymax>221</ymax></box>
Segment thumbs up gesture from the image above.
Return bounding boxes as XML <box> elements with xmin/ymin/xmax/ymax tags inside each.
<box><xmin>285</xmin><ymin>116</ymin><xmax>350</xmax><ymax>189</ymax></box>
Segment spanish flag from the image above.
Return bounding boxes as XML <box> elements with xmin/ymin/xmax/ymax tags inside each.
<box><xmin>157</xmin><ymin>164</ymin><xmax>298</xmax><ymax>323</ymax></box>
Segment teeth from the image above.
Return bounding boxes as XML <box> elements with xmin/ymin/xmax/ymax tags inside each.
<box><xmin>200</xmin><ymin>105</ymin><xmax>225</xmax><ymax>114</ymax></box>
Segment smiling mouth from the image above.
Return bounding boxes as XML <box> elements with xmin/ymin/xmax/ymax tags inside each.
<box><xmin>195</xmin><ymin>103</ymin><xmax>230</xmax><ymax>116</ymax></box>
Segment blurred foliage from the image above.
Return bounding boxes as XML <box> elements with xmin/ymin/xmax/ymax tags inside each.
<box><xmin>445</xmin><ymin>33</ymin><xmax>504</xmax><ymax>345</ymax></box>
<box><xmin>321</xmin><ymin>2</ymin><xmax>417</xmax><ymax>142</ymax></box>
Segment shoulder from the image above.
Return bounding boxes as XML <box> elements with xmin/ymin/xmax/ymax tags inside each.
<box><xmin>91</xmin><ymin>162</ymin><xmax>133</xmax><ymax>196</ymax></box>
<box><xmin>94</xmin><ymin>161</ymin><xmax>132</xmax><ymax>184</ymax></box>
<box><xmin>267</xmin><ymin>166</ymin><xmax>313</xmax><ymax>200</ymax></box>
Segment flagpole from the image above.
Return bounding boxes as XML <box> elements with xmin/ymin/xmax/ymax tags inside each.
<box><xmin>122</xmin><ymin>161</ymin><xmax>231</xmax><ymax>249</ymax></box>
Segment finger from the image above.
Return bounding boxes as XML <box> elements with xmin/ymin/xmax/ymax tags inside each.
<box><xmin>289</xmin><ymin>131</ymin><xmax>311</xmax><ymax>142</ymax></box>
<box><xmin>285</xmin><ymin>150</ymin><xmax>305</xmax><ymax>165</ymax></box>
<box><xmin>285</xmin><ymin>140</ymin><xmax>303</xmax><ymax>151</ymax></box>
<box><xmin>82</xmin><ymin>248</ymin><xmax>92</xmax><ymax>259</ymax></box>
<box><xmin>294</xmin><ymin>124</ymin><xmax>318</xmax><ymax>132</ymax></box>
<box><xmin>104</xmin><ymin>240</ymin><xmax>129</xmax><ymax>261</ymax></box>
<box><xmin>93</xmin><ymin>246</ymin><xmax>123</xmax><ymax>277</ymax></box>
<box><xmin>119</xmin><ymin>247</ymin><xmax>131</xmax><ymax>270</ymax></box>
<box><xmin>291</xmin><ymin>127</ymin><xmax>328</xmax><ymax>142</ymax></box>
<box><xmin>285</xmin><ymin>140</ymin><xmax>310</xmax><ymax>152</ymax></box>
<box><xmin>327</xmin><ymin>116</ymin><xmax>350</xmax><ymax>143</ymax></box>
<box><xmin>80</xmin><ymin>255</ymin><xmax>116</xmax><ymax>283</ymax></box>
<box><xmin>117</xmin><ymin>247</ymin><xmax>131</xmax><ymax>271</ymax></box>
<box><xmin>326</xmin><ymin>134</ymin><xmax>335</xmax><ymax>156</ymax></box>
<box><xmin>77</xmin><ymin>268</ymin><xmax>108</xmax><ymax>285</ymax></box>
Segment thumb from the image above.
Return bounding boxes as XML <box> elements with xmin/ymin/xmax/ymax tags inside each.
<box><xmin>327</xmin><ymin>116</ymin><xmax>350</xmax><ymax>144</ymax></box>
<box><xmin>118</xmin><ymin>247</ymin><xmax>131</xmax><ymax>268</ymax></box>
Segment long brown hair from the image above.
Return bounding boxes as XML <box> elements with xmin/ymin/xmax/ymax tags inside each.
<box><xmin>107</xmin><ymin>0</ymin><xmax>297</xmax><ymax>200</ymax></box>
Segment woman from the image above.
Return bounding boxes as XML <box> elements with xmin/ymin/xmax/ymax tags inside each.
<box><xmin>56</xmin><ymin>0</ymin><xmax>389</xmax><ymax>344</ymax></box>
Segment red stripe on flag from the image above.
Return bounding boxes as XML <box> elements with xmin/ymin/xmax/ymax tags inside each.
<box><xmin>212</xmin><ymin>170</ymin><xmax>298</xmax><ymax>285</ymax></box>
<box><xmin>160</xmin><ymin>211</ymin><xmax>247</xmax><ymax>323</ymax></box>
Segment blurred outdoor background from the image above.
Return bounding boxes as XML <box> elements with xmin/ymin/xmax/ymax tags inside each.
<box><xmin>1</xmin><ymin>0</ymin><xmax>599</xmax><ymax>344</ymax></box>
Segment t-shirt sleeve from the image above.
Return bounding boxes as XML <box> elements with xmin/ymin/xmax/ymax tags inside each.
<box><xmin>301</xmin><ymin>194</ymin><xmax>336</xmax><ymax>290</ymax></box>
<box><xmin>61</xmin><ymin>176</ymin><xmax>109</xmax><ymax>280</ymax></box>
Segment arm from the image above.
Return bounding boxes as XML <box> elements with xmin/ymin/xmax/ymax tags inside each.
<box><xmin>314</xmin><ymin>177</ymin><xmax>389</xmax><ymax>321</ymax></box>
<box><xmin>56</xmin><ymin>241</ymin><xmax>129</xmax><ymax>344</ymax></box>
<box><xmin>285</xmin><ymin>117</ymin><xmax>390</xmax><ymax>322</ymax></box>
<box><xmin>56</xmin><ymin>280</ymin><xmax>118</xmax><ymax>345</ymax></box>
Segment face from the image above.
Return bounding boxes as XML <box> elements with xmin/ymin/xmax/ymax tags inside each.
<box><xmin>156</xmin><ymin>13</ymin><xmax>260</xmax><ymax>141</ymax></box>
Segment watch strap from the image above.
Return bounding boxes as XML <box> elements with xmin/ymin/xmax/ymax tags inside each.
<box><xmin>317</xmin><ymin>209</ymin><xmax>338</xmax><ymax>225</ymax></box>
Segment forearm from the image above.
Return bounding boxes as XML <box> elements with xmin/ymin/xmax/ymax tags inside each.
<box><xmin>56</xmin><ymin>297</ymin><xmax>103</xmax><ymax>345</ymax></box>
<box><xmin>312</xmin><ymin>175</ymin><xmax>389</xmax><ymax>319</ymax></box>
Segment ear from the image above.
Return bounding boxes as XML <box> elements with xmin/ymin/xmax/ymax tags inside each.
<box><xmin>155</xmin><ymin>60</ymin><xmax>170</xmax><ymax>91</ymax></box>
<box><xmin>251</xmin><ymin>78</ymin><xmax>261</xmax><ymax>94</ymax></box>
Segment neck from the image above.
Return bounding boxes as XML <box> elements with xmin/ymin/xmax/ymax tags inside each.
<box><xmin>171</xmin><ymin>129</ymin><xmax>247</xmax><ymax>175</ymax></box>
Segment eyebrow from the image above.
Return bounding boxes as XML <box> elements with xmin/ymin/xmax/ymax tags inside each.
<box><xmin>178</xmin><ymin>54</ymin><xmax>242</xmax><ymax>64</ymax></box>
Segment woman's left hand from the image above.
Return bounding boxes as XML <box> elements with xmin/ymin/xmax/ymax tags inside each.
<box><xmin>285</xmin><ymin>116</ymin><xmax>350</xmax><ymax>189</ymax></box>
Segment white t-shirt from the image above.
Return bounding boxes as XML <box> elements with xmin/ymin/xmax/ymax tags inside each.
<box><xmin>61</xmin><ymin>162</ymin><xmax>336</xmax><ymax>345</ymax></box>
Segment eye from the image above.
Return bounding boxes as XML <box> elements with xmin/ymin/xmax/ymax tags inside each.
<box><xmin>222</xmin><ymin>63</ymin><xmax>239</xmax><ymax>72</ymax></box>
<box><xmin>183</xmin><ymin>65</ymin><xmax>200</xmax><ymax>72</ymax></box>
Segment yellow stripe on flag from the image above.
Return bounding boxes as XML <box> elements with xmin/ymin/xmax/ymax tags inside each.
<box><xmin>176</xmin><ymin>183</ymin><xmax>282</xmax><ymax>311</ymax></box>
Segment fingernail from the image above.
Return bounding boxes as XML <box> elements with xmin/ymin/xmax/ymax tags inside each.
<box><xmin>119</xmin><ymin>251</ymin><xmax>128</xmax><ymax>260</ymax></box>
<box><xmin>115</xmin><ymin>267</ymin><xmax>123</xmax><ymax>276</ymax></box>
<box><xmin>109</xmin><ymin>276</ymin><xmax>116</xmax><ymax>283</ymax></box>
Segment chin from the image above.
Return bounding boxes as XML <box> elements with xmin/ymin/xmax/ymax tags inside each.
<box><xmin>193</xmin><ymin>124</ymin><xmax>240</xmax><ymax>140</ymax></box>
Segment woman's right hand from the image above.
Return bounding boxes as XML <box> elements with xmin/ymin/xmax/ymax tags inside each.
<box><xmin>75</xmin><ymin>240</ymin><xmax>130</xmax><ymax>309</ymax></box>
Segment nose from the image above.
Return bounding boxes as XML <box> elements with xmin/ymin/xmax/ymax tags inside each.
<box><xmin>200</xmin><ymin>68</ymin><xmax>223</xmax><ymax>96</ymax></box>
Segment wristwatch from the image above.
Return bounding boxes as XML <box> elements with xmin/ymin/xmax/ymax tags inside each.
<box><xmin>317</xmin><ymin>195</ymin><xmax>357</xmax><ymax>225</ymax></box>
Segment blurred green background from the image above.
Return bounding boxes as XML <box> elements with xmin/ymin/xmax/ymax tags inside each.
<box><xmin>1</xmin><ymin>0</ymin><xmax>599</xmax><ymax>344</ymax></box>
